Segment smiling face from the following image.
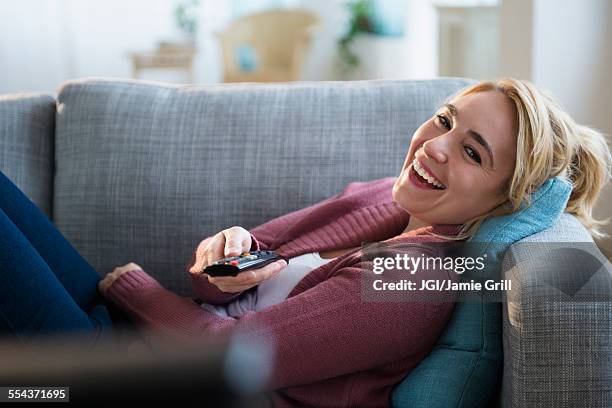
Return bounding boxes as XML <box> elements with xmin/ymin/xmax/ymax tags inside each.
<box><xmin>392</xmin><ymin>90</ymin><xmax>518</xmax><ymax>225</ymax></box>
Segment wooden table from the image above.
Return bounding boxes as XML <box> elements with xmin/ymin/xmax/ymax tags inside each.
<box><xmin>129</xmin><ymin>47</ymin><xmax>197</xmax><ymax>83</ymax></box>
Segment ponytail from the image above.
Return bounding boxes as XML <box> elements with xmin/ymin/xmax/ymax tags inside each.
<box><xmin>564</xmin><ymin>124</ymin><xmax>612</xmax><ymax>238</ymax></box>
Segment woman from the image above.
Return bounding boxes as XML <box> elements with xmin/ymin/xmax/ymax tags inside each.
<box><xmin>1</xmin><ymin>79</ymin><xmax>610</xmax><ymax>406</ymax></box>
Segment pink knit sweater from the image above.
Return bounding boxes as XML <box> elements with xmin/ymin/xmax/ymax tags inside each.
<box><xmin>106</xmin><ymin>177</ymin><xmax>460</xmax><ymax>407</ymax></box>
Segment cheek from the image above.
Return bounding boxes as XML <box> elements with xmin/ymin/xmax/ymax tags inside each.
<box><xmin>450</xmin><ymin>174</ymin><xmax>506</xmax><ymax>215</ymax></box>
<box><xmin>405</xmin><ymin>124</ymin><xmax>433</xmax><ymax>160</ymax></box>
<box><xmin>448</xmin><ymin>167</ymin><xmax>503</xmax><ymax>201</ymax></box>
<box><xmin>411</xmin><ymin>122</ymin><xmax>435</xmax><ymax>145</ymax></box>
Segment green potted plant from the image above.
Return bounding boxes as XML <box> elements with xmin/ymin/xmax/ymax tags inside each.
<box><xmin>337</xmin><ymin>0</ymin><xmax>408</xmax><ymax>78</ymax></box>
<box><xmin>173</xmin><ymin>0</ymin><xmax>200</xmax><ymax>47</ymax></box>
<box><xmin>337</xmin><ymin>0</ymin><xmax>374</xmax><ymax>76</ymax></box>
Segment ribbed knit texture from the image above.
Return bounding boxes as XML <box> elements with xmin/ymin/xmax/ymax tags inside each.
<box><xmin>106</xmin><ymin>177</ymin><xmax>460</xmax><ymax>407</ymax></box>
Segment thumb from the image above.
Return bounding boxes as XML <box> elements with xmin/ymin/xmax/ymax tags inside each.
<box><xmin>223</xmin><ymin>237</ymin><xmax>243</xmax><ymax>257</ymax></box>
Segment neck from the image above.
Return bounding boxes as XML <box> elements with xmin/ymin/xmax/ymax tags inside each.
<box><xmin>402</xmin><ymin>215</ymin><xmax>431</xmax><ymax>234</ymax></box>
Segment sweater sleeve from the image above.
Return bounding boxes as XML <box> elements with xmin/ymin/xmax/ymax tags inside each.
<box><xmin>186</xmin><ymin>178</ymin><xmax>397</xmax><ymax>305</ymax></box>
<box><xmin>187</xmin><ymin>233</ymin><xmax>267</xmax><ymax>305</ymax></box>
<box><xmin>106</xmin><ymin>249</ymin><xmax>455</xmax><ymax>391</ymax></box>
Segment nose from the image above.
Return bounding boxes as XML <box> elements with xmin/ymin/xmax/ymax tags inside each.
<box><xmin>423</xmin><ymin>136</ymin><xmax>449</xmax><ymax>164</ymax></box>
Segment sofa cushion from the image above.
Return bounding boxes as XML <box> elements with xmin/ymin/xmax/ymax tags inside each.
<box><xmin>0</xmin><ymin>94</ymin><xmax>55</xmax><ymax>217</ymax></box>
<box><xmin>53</xmin><ymin>77</ymin><xmax>471</xmax><ymax>295</ymax></box>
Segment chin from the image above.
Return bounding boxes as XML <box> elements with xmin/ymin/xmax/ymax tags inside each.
<box><xmin>393</xmin><ymin>180</ymin><xmax>419</xmax><ymax>211</ymax></box>
<box><xmin>392</xmin><ymin>194</ymin><xmax>418</xmax><ymax>216</ymax></box>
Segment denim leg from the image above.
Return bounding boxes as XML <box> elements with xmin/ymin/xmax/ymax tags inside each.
<box><xmin>0</xmin><ymin>170</ymin><xmax>102</xmax><ymax>313</ymax></box>
<box><xmin>0</xmin><ymin>207</ymin><xmax>110</xmax><ymax>340</ymax></box>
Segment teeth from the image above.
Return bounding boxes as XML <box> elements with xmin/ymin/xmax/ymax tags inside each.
<box><xmin>412</xmin><ymin>159</ymin><xmax>445</xmax><ymax>188</ymax></box>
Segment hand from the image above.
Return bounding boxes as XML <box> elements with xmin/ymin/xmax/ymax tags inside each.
<box><xmin>98</xmin><ymin>262</ymin><xmax>143</xmax><ymax>296</ymax></box>
<box><xmin>205</xmin><ymin>259</ymin><xmax>287</xmax><ymax>293</ymax></box>
<box><xmin>188</xmin><ymin>226</ymin><xmax>253</xmax><ymax>274</ymax></box>
<box><xmin>188</xmin><ymin>226</ymin><xmax>287</xmax><ymax>293</ymax></box>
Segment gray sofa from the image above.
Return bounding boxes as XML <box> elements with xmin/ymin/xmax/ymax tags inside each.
<box><xmin>1</xmin><ymin>78</ymin><xmax>610</xmax><ymax>407</ymax></box>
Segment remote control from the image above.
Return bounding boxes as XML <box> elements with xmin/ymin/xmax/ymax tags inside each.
<box><xmin>203</xmin><ymin>250</ymin><xmax>289</xmax><ymax>277</ymax></box>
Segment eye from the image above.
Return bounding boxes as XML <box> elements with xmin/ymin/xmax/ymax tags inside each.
<box><xmin>436</xmin><ymin>114</ymin><xmax>451</xmax><ymax>130</ymax></box>
<box><xmin>464</xmin><ymin>146</ymin><xmax>482</xmax><ymax>164</ymax></box>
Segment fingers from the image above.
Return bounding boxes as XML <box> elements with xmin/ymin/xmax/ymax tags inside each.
<box><xmin>98</xmin><ymin>278</ymin><xmax>110</xmax><ymax>294</ymax></box>
<box><xmin>222</xmin><ymin>226</ymin><xmax>251</xmax><ymax>257</ymax></box>
<box><xmin>208</xmin><ymin>260</ymin><xmax>287</xmax><ymax>292</ymax></box>
<box><xmin>190</xmin><ymin>235</ymin><xmax>220</xmax><ymax>273</ymax></box>
<box><xmin>113</xmin><ymin>262</ymin><xmax>142</xmax><ymax>274</ymax></box>
<box><xmin>233</xmin><ymin>260</ymin><xmax>287</xmax><ymax>284</ymax></box>
<box><xmin>100</xmin><ymin>262</ymin><xmax>144</xmax><ymax>296</ymax></box>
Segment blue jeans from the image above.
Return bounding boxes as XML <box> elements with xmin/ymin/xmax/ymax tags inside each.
<box><xmin>0</xmin><ymin>170</ymin><xmax>117</xmax><ymax>345</ymax></box>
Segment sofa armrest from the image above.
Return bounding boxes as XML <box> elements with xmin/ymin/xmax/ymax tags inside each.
<box><xmin>500</xmin><ymin>240</ymin><xmax>612</xmax><ymax>407</ymax></box>
<box><xmin>0</xmin><ymin>93</ymin><xmax>56</xmax><ymax>217</ymax></box>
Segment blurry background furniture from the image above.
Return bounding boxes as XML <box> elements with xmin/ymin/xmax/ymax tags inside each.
<box><xmin>216</xmin><ymin>9</ymin><xmax>320</xmax><ymax>82</ymax></box>
<box><xmin>0</xmin><ymin>78</ymin><xmax>610</xmax><ymax>407</ymax></box>
<box><xmin>435</xmin><ymin>5</ymin><xmax>500</xmax><ymax>80</ymax></box>
<box><xmin>129</xmin><ymin>43</ymin><xmax>197</xmax><ymax>83</ymax></box>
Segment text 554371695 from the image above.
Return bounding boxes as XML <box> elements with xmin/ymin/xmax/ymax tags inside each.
<box><xmin>1</xmin><ymin>387</ymin><xmax>69</xmax><ymax>402</ymax></box>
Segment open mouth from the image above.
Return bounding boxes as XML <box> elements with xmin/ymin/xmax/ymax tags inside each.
<box><xmin>410</xmin><ymin>159</ymin><xmax>446</xmax><ymax>190</ymax></box>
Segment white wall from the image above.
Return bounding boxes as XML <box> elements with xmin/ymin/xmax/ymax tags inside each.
<box><xmin>500</xmin><ymin>0</ymin><xmax>612</xmax><ymax>154</ymax></box>
<box><xmin>296</xmin><ymin>0</ymin><xmax>347</xmax><ymax>81</ymax></box>
<box><xmin>498</xmin><ymin>0</ymin><xmax>533</xmax><ymax>79</ymax></box>
<box><xmin>533</xmin><ymin>0</ymin><xmax>612</xmax><ymax>133</ymax></box>
<box><xmin>403</xmin><ymin>0</ymin><xmax>439</xmax><ymax>79</ymax></box>
<box><xmin>0</xmin><ymin>0</ymin><xmax>74</xmax><ymax>94</ymax></box>
<box><xmin>0</xmin><ymin>0</ymin><xmax>240</xmax><ymax>94</ymax></box>
<box><xmin>0</xmin><ymin>0</ymin><xmax>336</xmax><ymax>94</ymax></box>
<box><xmin>0</xmin><ymin>0</ymin><xmax>446</xmax><ymax>94</ymax></box>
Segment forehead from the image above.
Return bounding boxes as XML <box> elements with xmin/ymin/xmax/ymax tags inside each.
<box><xmin>450</xmin><ymin>91</ymin><xmax>517</xmax><ymax>133</ymax></box>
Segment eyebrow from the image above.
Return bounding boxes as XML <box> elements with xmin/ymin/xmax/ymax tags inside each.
<box><xmin>443</xmin><ymin>103</ymin><xmax>495</xmax><ymax>167</ymax></box>
<box><xmin>443</xmin><ymin>103</ymin><xmax>458</xmax><ymax>116</ymax></box>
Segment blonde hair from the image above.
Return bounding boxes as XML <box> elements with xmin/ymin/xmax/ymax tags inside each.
<box><xmin>448</xmin><ymin>78</ymin><xmax>612</xmax><ymax>240</ymax></box>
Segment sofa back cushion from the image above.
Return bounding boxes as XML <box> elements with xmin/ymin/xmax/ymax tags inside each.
<box><xmin>53</xmin><ymin>78</ymin><xmax>471</xmax><ymax>295</ymax></box>
<box><xmin>0</xmin><ymin>94</ymin><xmax>55</xmax><ymax>217</ymax></box>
